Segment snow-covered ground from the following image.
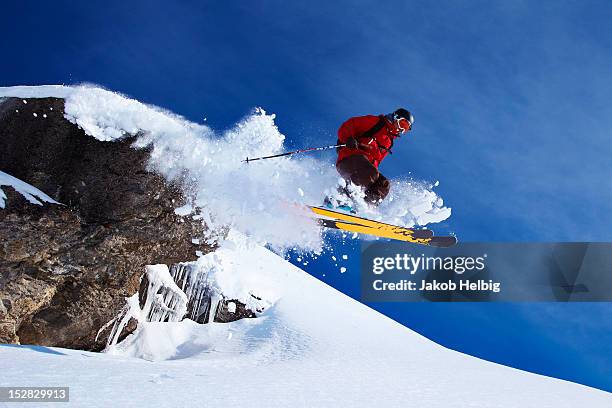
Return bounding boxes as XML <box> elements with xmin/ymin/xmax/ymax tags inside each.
<box><xmin>1</xmin><ymin>233</ymin><xmax>610</xmax><ymax>407</ymax></box>
<box><xmin>0</xmin><ymin>85</ymin><xmax>450</xmax><ymax>252</ymax></box>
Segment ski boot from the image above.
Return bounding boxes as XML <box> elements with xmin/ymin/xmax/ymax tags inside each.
<box><xmin>323</xmin><ymin>196</ymin><xmax>356</xmax><ymax>214</ymax></box>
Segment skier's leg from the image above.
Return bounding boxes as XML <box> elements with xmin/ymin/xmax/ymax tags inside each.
<box><xmin>364</xmin><ymin>173</ymin><xmax>390</xmax><ymax>205</ymax></box>
<box><xmin>336</xmin><ymin>155</ymin><xmax>389</xmax><ymax>205</ymax></box>
<box><xmin>336</xmin><ymin>155</ymin><xmax>379</xmax><ymax>188</ymax></box>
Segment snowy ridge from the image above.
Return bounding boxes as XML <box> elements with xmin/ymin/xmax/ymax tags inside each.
<box><xmin>0</xmin><ymin>85</ymin><xmax>450</xmax><ymax>251</ymax></box>
<box><xmin>2</xmin><ymin>232</ymin><xmax>610</xmax><ymax>407</ymax></box>
<box><xmin>0</xmin><ymin>170</ymin><xmax>61</xmax><ymax>209</ymax></box>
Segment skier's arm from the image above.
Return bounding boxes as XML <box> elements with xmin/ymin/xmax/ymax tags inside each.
<box><xmin>338</xmin><ymin>119</ymin><xmax>360</xmax><ymax>149</ymax></box>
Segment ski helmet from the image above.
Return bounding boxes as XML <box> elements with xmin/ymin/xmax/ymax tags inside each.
<box><xmin>394</xmin><ymin>108</ymin><xmax>414</xmax><ymax>126</ymax></box>
<box><xmin>392</xmin><ymin>108</ymin><xmax>414</xmax><ymax>134</ymax></box>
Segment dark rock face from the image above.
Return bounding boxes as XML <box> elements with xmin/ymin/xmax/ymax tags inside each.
<box><xmin>215</xmin><ymin>299</ymin><xmax>257</xmax><ymax>323</ymax></box>
<box><xmin>0</xmin><ymin>97</ymin><xmax>212</xmax><ymax>350</ymax></box>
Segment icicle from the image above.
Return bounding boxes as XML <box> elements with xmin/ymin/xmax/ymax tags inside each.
<box><xmin>141</xmin><ymin>264</ymin><xmax>188</xmax><ymax>323</ymax></box>
<box><xmin>165</xmin><ymin>261</ymin><xmax>225</xmax><ymax>323</ymax></box>
<box><xmin>208</xmin><ymin>293</ymin><xmax>220</xmax><ymax>324</ymax></box>
<box><xmin>104</xmin><ymin>294</ymin><xmax>141</xmax><ymax>347</ymax></box>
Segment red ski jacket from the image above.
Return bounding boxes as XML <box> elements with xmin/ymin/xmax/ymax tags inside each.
<box><xmin>336</xmin><ymin>114</ymin><xmax>400</xmax><ymax>168</ymax></box>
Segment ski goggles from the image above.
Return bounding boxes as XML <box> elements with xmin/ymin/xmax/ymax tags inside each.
<box><xmin>395</xmin><ymin>117</ymin><xmax>412</xmax><ymax>134</ymax></box>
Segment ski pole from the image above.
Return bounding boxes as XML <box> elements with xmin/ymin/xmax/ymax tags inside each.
<box><xmin>242</xmin><ymin>143</ymin><xmax>346</xmax><ymax>163</ymax></box>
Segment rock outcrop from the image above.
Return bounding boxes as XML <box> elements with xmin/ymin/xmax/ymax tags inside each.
<box><xmin>0</xmin><ymin>97</ymin><xmax>213</xmax><ymax>350</ymax></box>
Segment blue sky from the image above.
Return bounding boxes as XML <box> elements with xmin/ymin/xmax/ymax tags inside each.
<box><xmin>2</xmin><ymin>0</ymin><xmax>612</xmax><ymax>392</ymax></box>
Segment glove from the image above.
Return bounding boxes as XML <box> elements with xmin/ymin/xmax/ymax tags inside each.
<box><xmin>345</xmin><ymin>137</ymin><xmax>359</xmax><ymax>149</ymax></box>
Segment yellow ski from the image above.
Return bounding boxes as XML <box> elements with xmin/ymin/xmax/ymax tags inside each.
<box><xmin>310</xmin><ymin>206</ymin><xmax>456</xmax><ymax>247</ymax></box>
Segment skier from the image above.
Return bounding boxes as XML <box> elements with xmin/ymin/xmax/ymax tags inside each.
<box><xmin>334</xmin><ymin>108</ymin><xmax>414</xmax><ymax>206</ymax></box>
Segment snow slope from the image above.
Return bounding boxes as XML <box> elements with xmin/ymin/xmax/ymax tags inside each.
<box><xmin>1</xmin><ymin>233</ymin><xmax>610</xmax><ymax>407</ymax></box>
<box><xmin>0</xmin><ymin>85</ymin><xmax>450</xmax><ymax>252</ymax></box>
<box><xmin>0</xmin><ymin>170</ymin><xmax>61</xmax><ymax>209</ymax></box>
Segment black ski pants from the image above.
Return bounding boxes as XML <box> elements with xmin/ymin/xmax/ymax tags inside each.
<box><xmin>336</xmin><ymin>154</ymin><xmax>390</xmax><ymax>205</ymax></box>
